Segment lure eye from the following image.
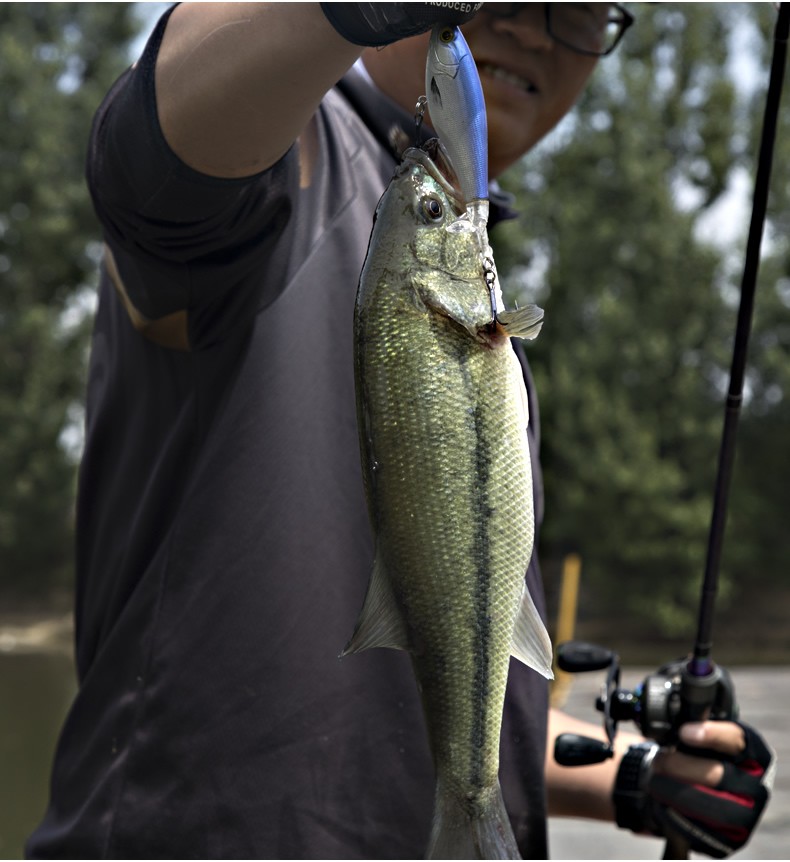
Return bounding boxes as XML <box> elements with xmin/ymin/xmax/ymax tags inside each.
<box><xmin>421</xmin><ymin>196</ymin><xmax>444</xmax><ymax>222</ymax></box>
<box><xmin>439</xmin><ymin>27</ymin><xmax>455</xmax><ymax>43</ymax></box>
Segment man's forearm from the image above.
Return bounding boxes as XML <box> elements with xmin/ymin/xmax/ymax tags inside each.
<box><xmin>154</xmin><ymin>2</ymin><xmax>362</xmax><ymax>178</ymax></box>
<box><xmin>545</xmin><ymin>707</ymin><xmax>642</xmax><ymax>820</ymax></box>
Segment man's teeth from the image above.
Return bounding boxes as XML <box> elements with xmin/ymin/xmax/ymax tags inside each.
<box><xmin>480</xmin><ymin>63</ymin><xmax>536</xmax><ymax>93</ymax></box>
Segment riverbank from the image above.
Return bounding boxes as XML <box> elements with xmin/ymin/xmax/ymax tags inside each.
<box><xmin>0</xmin><ymin>613</ymin><xmax>73</xmax><ymax>655</ymax></box>
<box><xmin>0</xmin><ymin>594</ymin><xmax>74</xmax><ymax>656</ymax></box>
<box><xmin>544</xmin><ymin>578</ymin><xmax>790</xmax><ymax>667</ymax></box>
<box><xmin>3</xmin><ymin>605</ymin><xmax>789</xmax><ymax>663</ymax></box>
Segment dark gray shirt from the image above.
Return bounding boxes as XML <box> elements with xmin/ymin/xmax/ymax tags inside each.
<box><xmin>28</xmin><ymin>7</ymin><xmax>549</xmax><ymax>858</ymax></box>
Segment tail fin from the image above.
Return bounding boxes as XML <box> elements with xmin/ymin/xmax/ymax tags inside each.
<box><xmin>426</xmin><ymin>778</ymin><xmax>522</xmax><ymax>860</ymax></box>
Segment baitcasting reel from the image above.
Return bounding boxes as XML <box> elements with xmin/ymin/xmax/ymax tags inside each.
<box><xmin>553</xmin><ymin>641</ymin><xmax>737</xmax><ymax>767</ymax></box>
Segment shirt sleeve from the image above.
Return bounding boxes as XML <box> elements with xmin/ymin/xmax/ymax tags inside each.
<box><xmin>86</xmin><ymin>5</ymin><xmax>301</xmax><ymax>349</ymax></box>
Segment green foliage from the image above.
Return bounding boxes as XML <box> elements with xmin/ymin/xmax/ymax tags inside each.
<box><xmin>1</xmin><ymin>3</ymin><xmax>787</xmax><ymax>644</ymax></box>
<box><xmin>493</xmin><ymin>3</ymin><xmax>787</xmax><ymax>636</ymax></box>
<box><xmin>0</xmin><ymin>3</ymin><xmax>140</xmax><ymax>595</ymax></box>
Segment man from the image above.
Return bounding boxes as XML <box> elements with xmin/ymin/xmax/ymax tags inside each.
<box><xmin>28</xmin><ymin>4</ymin><xmax>771</xmax><ymax>858</ymax></box>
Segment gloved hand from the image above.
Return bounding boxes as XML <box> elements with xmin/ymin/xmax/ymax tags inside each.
<box><xmin>614</xmin><ymin>721</ymin><xmax>775</xmax><ymax>858</ymax></box>
<box><xmin>320</xmin><ymin>2</ymin><xmax>482</xmax><ymax>47</ymax></box>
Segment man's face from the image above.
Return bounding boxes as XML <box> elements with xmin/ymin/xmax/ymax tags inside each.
<box><xmin>362</xmin><ymin>4</ymin><xmax>600</xmax><ymax>177</ymax></box>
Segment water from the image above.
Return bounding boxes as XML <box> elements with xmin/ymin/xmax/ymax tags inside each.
<box><xmin>0</xmin><ymin>652</ymin><xmax>76</xmax><ymax>858</ymax></box>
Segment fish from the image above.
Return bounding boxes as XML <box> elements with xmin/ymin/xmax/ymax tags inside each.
<box><xmin>426</xmin><ymin>23</ymin><xmax>489</xmax><ymax>229</ymax></box>
<box><xmin>344</xmin><ymin>141</ymin><xmax>553</xmax><ymax>860</ymax></box>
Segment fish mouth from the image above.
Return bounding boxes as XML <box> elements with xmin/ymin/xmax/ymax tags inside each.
<box><xmin>401</xmin><ymin>142</ymin><xmax>464</xmax><ymax>213</ymax></box>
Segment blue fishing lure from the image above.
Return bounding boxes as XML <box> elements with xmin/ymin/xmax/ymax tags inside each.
<box><xmin>425</xmin><ymin>24</ymin><xmax>489</xmax><ymax>216</ymax></box>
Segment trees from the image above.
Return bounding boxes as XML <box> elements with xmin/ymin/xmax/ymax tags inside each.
<box><xmin>727</xmin><ymin>5</ymin><xmax>790</xmax><ymax>604</ymax></box>
<box><xmin>493</xmin><ymin>3</ymin><xmax>788</xmax><ymax>640</ymax></box>
<box><xmin>0</xmin><ymin>4</ymin><xmax>139</xmax><ymax>597</ymax></box>
<box><xmin>1</xmin><ymin>5</ymin><xmax>787</xmax><ymax>644</ymax></box>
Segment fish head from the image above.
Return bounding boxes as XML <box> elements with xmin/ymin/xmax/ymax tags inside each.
<box><xmin>369</xmin><ymin>144</ymin><xmax>494</xmax><ymax>332</ymax></box>
<box><xmin>386</xmin><ymin>145</ymin><xmax>484</xmax><ymax>276</ymax></box>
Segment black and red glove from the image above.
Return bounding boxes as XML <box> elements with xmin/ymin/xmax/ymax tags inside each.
<box><xmin>320</xmin><ymin>2</ymin><xmax>482</xmax><ymax>47</ymax></box>
<box><xmin>614</xmin><ymin>723</ymin><xmax>775</xmax><ymax>858</ymax></box>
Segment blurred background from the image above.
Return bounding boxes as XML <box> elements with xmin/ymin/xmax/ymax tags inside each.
<box><xmin>0</xmin><ymin>2</ymin><xmax>787</xmax><ymax>858</ymax></box>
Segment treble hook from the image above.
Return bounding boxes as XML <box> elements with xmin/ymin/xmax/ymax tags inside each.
<box><xmin>414</xmin><ymin>95</ymin><xmax>428</xmax><ymax>144</ymax></box>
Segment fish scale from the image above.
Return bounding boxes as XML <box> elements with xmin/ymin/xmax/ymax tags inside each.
<box><xmin>346</xmin><ymin>146</ymin><xmax>551</xmax><ymax>859</ymax></box>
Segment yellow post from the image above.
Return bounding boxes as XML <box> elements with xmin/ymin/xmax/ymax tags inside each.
<box><xmin>550</xmin><ymin>553</ymin><xmax>582</xmax><ymax>708</ymax></box>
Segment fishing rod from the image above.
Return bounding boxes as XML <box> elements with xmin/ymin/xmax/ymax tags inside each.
<box><xmin>693</xmin><ymin>0</ymin><xmax>789</xmax><ymax>678</ymax></box>
<box><xmin>553</xmin><ymin>2</ymin><xmax>789</xmax><ymax>857</ymax></box>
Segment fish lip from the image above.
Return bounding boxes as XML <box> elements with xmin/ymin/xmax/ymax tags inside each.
<box><xmin>477</xmin><ymin>60</ymin><xmax>541</xmax><ymax>95</ymax></box>
<box><xmin>401</xmin><ymin>144</ymin><xmax>465</xmax><ymax>213</ymax></box>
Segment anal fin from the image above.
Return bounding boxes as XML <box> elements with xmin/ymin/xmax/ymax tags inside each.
<box><xmin>341</xmin><ymin>551</ymin><xmax>410</xmax><ymax>656</ymax></box>
<box><xmin>511</xmin><ymin>583</ymin><xmax>554</xmax><ymax>679</ymax></box>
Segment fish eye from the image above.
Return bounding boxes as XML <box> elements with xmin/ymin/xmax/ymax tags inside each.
<box><xmin>439</xmin><ymin>27</ymin><xmax>455</xmax><ymax>43</ymax></box>
<box><xmin>420</xmin><ymin>196</ymin><xmax>444</xmax><ymax>222</ymax></box>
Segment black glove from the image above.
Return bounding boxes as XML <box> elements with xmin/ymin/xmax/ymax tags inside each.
<box><xmin>320</xmin><ymin>2</ymin><xmax>482</xmax><ymax>47</ymax></box>
<box><xmin>614</xmin><ymin>723</ymin><xmax>775</xmax><ymax>858</ymax></box>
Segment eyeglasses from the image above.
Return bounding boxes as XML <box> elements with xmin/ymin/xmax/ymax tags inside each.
<box><xmin>484</xmin><ymin>3</ymin><xmax>634</xmax><ymax>57</ymax></box>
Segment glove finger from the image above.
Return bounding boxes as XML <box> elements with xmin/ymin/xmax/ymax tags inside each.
<box><xmin>734</xmin><ymin>721</ymin><xmax>774</xmax><ymax>773</ymax></box>
<box><xmin>718</xmin><ymin>760</ymin><xmax>769</xmax><ymax>796</ymax></box>
<box><xmin>650</xmin><ymin>772</ymin><xmax>768</xmax><ymax>839</ymax></box>
<box><xmin>652</xmin><ymin>803</ymin><xmax>734</xmax><ymax>859</ymax></box>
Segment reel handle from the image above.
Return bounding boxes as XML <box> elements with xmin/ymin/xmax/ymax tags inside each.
<box><xmin>556</xmin><ymin>640</ymin><xmax>616</xmax><ymax>673</ymax></box>
<box><xmin>554</xmin><ymin>733</ymin><xmax>613</xmax><ymax>767</ymax></box>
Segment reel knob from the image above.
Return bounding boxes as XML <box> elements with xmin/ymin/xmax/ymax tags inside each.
<box><xmin>554</xmin><ymin>733</ymin><xmax>614</xmax><ymax>767</ymax></box>
<box><xmin>556</xmin><ymin>641</ymin><xmax>616</xmax><ymax>673</ymax></box>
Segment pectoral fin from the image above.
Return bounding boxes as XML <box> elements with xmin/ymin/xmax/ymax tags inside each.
<box><xmin>341</xmin><ymin>551</ymin><xmax>410</xmax><ymax>656</ymax></box>
<box><xmin>497</xmin><ymin>304</ymin><xmax>544</xmax><ymax>341</ymax></box>
<box><xmin>511</xmin><ymin>583</ymin><xmax>554</xmax><ymax>679</ymax></box>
